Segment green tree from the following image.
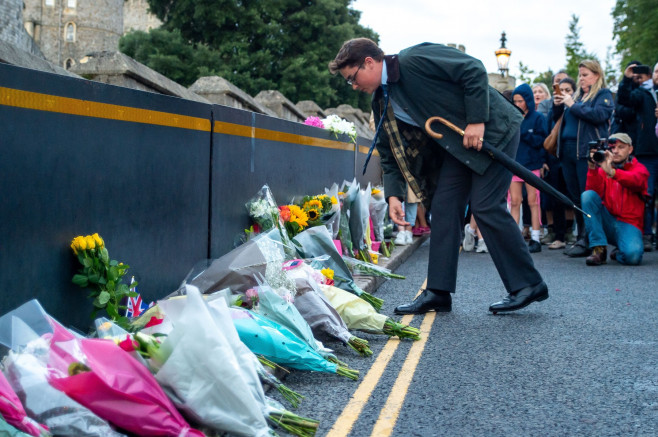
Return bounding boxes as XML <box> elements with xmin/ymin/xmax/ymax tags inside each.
<box><xmin>517</xmin><ymin>61</ymin><xmax>535</xmax><ymax>85</ymax></box>
<box><xmin>612</xmin><ymin>0</ymin><xmax>658</xmax><ymax>68</ymax></box>
<box><xmin>565</xmin><ymin>14</ymin><xmax>599</xmax><ymax>79</ymax></box>
<box><xmin>119</xmin><ymin>29</ymin><xmax>222</xmax><ymax>87</ymax></box>
<box><xmin>533</xmin><ymin>69</ymin><xmax>554</xmax><ymax>89</ymax></box>
<box><xmin>124</xmin><ymin>0</ymin><xmax>378</xmax><ymax>111</ymax></box>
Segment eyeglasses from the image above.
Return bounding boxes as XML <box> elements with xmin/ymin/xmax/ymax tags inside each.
<box><xmin>346</xmin><ymin>63</ymin><xmax>364</xmax><ymax>86</ymax></box>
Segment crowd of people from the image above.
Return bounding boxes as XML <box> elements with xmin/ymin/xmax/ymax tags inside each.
<box><xmin>462</xmin><ymin>60</ymin><xmax>657</xmax><ymax>266</ymax></box>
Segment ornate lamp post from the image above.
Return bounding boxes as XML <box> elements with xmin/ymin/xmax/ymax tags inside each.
<box><xmin>495</xmin><ymin>32</ymin><xmax>511</xmax><ymax>77</ymax></box>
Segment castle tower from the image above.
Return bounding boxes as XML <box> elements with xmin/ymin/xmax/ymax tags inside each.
<box><xmin>23</xmin><ymin>0</ymin><xmax>123</xmax><ymax>69</ymax></box>
<box><xmin>123</xmin><ymin>0</ymin><xmax>162</xmax><ymax>33</ymax></box>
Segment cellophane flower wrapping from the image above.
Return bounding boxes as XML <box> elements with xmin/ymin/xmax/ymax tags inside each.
<box><xmin>0</xmin><ymin>416</ymin><xmax>31</xmax><ymax>436</ymax></box>
<box><xmin>245</xmin><ymin>185</ymin><xmax>295</xmax><ymax>255</ymax></box>
<box><xmin>369</xmin><ymin>187</ymin><xmax>388</xmax><ymax>243</ymax></box>
<box><xmin>152</xmin><ymin>286</ymin><xmax>272</xmax><ymax>437</ymax></box>
<box><xmin>318</xmin><ymin>284</ymin><xmax>387</xmax><ymax>334</ymax></box>
<box><xmin>281</xmin><ymin>260</ymin><xmax>352</xmax><ymax>345</ymax></box>
<box><xmin>230</xmin><ymin>306</ymin><xmax>338</xmax><ymax>374</ymax></box>
<box><xmin>0</xmin><ymin>300</ymin><xmax>125</xmax><ymax>437</ymax></box>
<box><xmin>0</xmin><ymin>367</ymin><xmax>49</xmax><ymax>436</ymax></box>
<box><xmin>176</xmin><ymin>230</ymin><xmax>295</xmax><ymax>298</ymax></box>
<box><xmin>348</xmin><ymin>182</ymin><xmax>367</xmax><ymax>254</ymax></box>
<box><xmin>324</xmin><ymin>183</ymin><xmax>341</xmax><ymax>239</ymax></box>
<box><xmin>252</xmin><ymin>282</ymin><xmax>335</xmax><ymax>362</ymax></box>
<box><xmin>45</xmin><ymin>320</ymin><xmax>203</xmax><ymax>436</ymax></box>
<box><xmin>292</xmin><ymin>226</ymin><xmax>364</xmax><ymax>298</ymax></box>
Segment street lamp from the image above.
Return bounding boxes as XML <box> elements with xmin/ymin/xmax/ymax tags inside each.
<box><xmin>495</xmin><ymin>32</ymin><xmax>511</xmax><ymax>77</ymax></box>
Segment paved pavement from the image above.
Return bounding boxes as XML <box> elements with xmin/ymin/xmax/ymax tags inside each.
<box><xmin>284</xmin><ymin>239</ymin><xmax>658</xmax><ymax>436</ymax></box>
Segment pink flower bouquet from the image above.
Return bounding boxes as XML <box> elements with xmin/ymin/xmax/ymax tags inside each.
<box><xmin>0</xmin><ymin>371</ymin><xmax>49</xmax><ymax>436</ymax></box>
<box><xmin>46</xmin><ymin>321</ymin><xmax>204</xmax><ymax>437</ymax></box>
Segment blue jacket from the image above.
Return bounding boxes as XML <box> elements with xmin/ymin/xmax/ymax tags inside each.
<box><xmin>553</xmin><ymin>87</ymin><xmax>614</xmax><ymax>159</ymax></box>
<box><xmin>512</xmin><ymin>84</ymin><xmax>547</xmax><ymax>170</ymax></box>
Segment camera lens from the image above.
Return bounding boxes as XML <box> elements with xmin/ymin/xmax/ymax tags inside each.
<box><xmin>593</xmin><ymin>150</ymin><xmax>606</xmax><ymax>163</ymax></box>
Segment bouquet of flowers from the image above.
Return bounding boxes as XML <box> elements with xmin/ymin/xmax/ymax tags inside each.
<box><xmin>322</xmin><ymin>115</ymin><xmax>357</xmax><ymax>144</ymax></box>
<box><xmin>323</xmin><ymin>184</ymin><xmax>341</xmax><ymax>239</ymax></box>
<box><xmin>292</xmin><ymin>226</ymin><xmax>384</xmax><ymax>311</ymax></box>
<box><xmin>303</xmin><ymin>116</ymin><xmax>324</xmax><ymax>129</ymax></box>
<box><xmin>230</xmin><ymin>306</ymin><xmax>359</xmax><ymax>380</ymax></box>
<box><xmin>251</xmin><ymin>280</ymin><xmax>345</xmax><ymax>366</ymax></box>
<box><xmin>246</xmin><ymin>185</ymin><xmax>295</xmax><ymax>254</ymax></box>
<box><xmin>69</xmin><ymin>233</ymin><xmax>136</xmax><ymax>329</ymax></box>
<box><xmin>298</xmin><ymin>194</ymin><xmax>335</xmax><ymax>229</ymax></box>
<box><xmin>369</xmin><ymin>187</ymin><xmax>390</xmax><ymax>257</ymax></box>
<box><xmin>342</xmin><ymin>257</ymin><xmax>405</xmax><ymax>280</ymax></box>
<box><xmin>282</xmin><ymin>259</ymin><xmax>372</xmax><ymax>357</ymax></box>
<box><xmin>319</xmin><ymin>284</ymin><xmax>420</xmax><ymax>340</ymax></box>
<box><xmin>279</xmin><ymin>204</ymin><xmax>309</xmax><ymax>238</ymax></box>
<box><xmin>349</xmin><ymin>183</ymin><xmax>372</xmax><ymax>262</ymax></box>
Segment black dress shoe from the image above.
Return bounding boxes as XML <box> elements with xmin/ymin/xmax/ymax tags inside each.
<box><xmin>394</xmin><ymin>290</ymin><xmax>452</xmax><ymax>315</ymax></box>
<box><xmin>528</xmin><ymin>239</ymin><xmax>541</xmax><ymax>253</ymax></box>
<box><xmin>488</xmin><ymin>281</ymin><xmax>549</xmax><ymax>313</ymax></box>
<box><xmin>564</xmin><ymin>239</ymin><xmax>592</xmax><ymax>257</ymax></box>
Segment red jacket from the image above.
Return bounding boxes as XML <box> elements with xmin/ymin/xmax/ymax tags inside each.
<box><xmin>585</xmin><ymin>157</ymin><xmax>649</xmax><ymax>231</ymax></box>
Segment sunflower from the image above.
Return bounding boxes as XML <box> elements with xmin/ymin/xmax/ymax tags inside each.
<box><xmin>306</xmin><ymin>208</ymin><xmax>320</xmax><ymax>221</ymax></box>
<box><xmin>304</xmin><ymin>199</ymin><xmax>323</xmax><ymax>210</ymax></box>
<box><xmin>288</xmin><ymin>205</ymin><xmax>308</xmax><ymax>228</ymax></box>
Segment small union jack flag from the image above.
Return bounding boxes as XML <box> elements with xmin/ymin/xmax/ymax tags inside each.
<box><xmin>123</xmin><ymin>277</ymin><xmax>153</xmax><ymax>318</ymax></box>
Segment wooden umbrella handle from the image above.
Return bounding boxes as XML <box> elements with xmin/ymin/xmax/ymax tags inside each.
<box><xmin>424</xmin><ymin>116</ymin><xmax>444</xmax><ymax>139</ymax></box>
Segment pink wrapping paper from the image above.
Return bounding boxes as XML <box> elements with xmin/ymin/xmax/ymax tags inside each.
<box><xmin>0</xmin><ymin>371</ymin><xmax>49</xmax><ymax>436</ymax></box>
<box><xmin>46</xmin><ymin>321</ymin><xmax>203</xmax><ymax>437</ymax></box>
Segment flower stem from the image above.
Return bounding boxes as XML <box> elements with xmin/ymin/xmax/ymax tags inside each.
<box><xmin>383</xmin><ymin>319</ymin><xmax>421</xmax><ymax>341</ymax></box>
<box><xmin>336</xmin><ymin>365</ymin><xmax>360</xmax><ymax>380</ymax></box>
<box><xmin>348</xmin><ymin>335</ymin><xmax>373</xmax><ymax>357</ymax></box>
<box><xmin>326</xmin><ymin>355</ymin><xmax>349</xmax><ymax>368</ymax></box>
<box><xmin>359</xmin><ymin>292</ymin><xmax>384</xmax><ymax>312</ymax></box>
<box><xmin>258</xmin><ymin>355</ymin><xmax>290</xmax><ymax>373</ymax></box>
<box><xmin>268</xmin><ymin>410</ymin><xmax>320</xmax><ymax>437</ymax></box>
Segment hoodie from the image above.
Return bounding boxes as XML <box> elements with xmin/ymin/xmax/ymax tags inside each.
<box><xmin>512</xmin><ymin>83</ymin><xmax>548</xmax><ymax>171</ymax></box>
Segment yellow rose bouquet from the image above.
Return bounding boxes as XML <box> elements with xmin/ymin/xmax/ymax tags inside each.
<box><xmin>70</xmin><ymin>233</ymin><xmax>136</xmax><ymax>328</ymax></box>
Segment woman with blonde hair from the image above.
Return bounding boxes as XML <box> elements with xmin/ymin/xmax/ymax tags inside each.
<box><xmin>533</xmin><ymin>83</ymin><xmax>552</xmax><ymax>117</ymax></box>
<box><xmin>552</xmin><ymin>59</ymin><xmax>614</xmax><ymax>257</ymax></box>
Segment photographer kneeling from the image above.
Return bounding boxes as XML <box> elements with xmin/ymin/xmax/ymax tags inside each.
<box><xmin>582</xmin><ymin>133</ymin><xmax>649</xmax><ymax>266</ymax></box>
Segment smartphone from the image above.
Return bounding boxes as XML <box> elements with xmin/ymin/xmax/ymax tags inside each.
<box><xmin>553</xmin><ymin>84</ymin><xmax>562</xmax><ymax>96</ymax></box>
<box><xmin>632</xmin><ymin>65</ymin><xmax>651</xmax><ymax>75</ymax></box>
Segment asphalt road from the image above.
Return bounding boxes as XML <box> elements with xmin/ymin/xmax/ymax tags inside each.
<box><xmin>284</xmin><ymin>241</ymin><xmax>658</xmax><ymax>437</ymax></box>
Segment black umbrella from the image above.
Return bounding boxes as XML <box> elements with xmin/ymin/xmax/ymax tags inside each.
<box><xmin>425</xmin><ymin>116</ymin><xmax>590</xmax><ymax>218</ymax></box>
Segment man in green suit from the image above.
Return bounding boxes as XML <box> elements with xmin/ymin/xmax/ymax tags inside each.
<box><xmin>329</xmin><ymin>38</ymin><xmax>548</xmax><ymax>313</ymax></box>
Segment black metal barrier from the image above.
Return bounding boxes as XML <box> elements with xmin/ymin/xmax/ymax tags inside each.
<box><xmin>0</xmin><ymin>63</ymin><xmax>381</xmax><ymax>329</ymax></box>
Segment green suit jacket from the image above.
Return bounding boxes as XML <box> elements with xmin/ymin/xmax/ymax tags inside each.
<box><xmin>373</xmin><ymin>43</ymin><xmax>523</xmax><ymax>205</ymax></box>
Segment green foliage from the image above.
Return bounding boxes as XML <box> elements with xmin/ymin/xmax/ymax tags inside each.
<box><xmin>565</xmin><ymin>14</ymin><xmax>600</xmax><ymax>79</ymax></box>
<box><xmin>533</xmin><ymin>69</ymin><xmax>554</xmax><ymax>89</ymax></box>
<box><xmin>517</xmin><ymin>61</ymin><xmax>535</xmax><ymax>85</ymax></box>
<box><xmin>123</xmin><ymin>0</ymin><xmax>378</xmax><ymax>111</ymax></box>
<box><xmin>612</xmin><ymin>0</ymin><xmax>658</xmax><ymax>69</ymax></box>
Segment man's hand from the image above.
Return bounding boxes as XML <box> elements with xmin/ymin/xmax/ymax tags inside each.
<box><xmin>598</xmin><ymin>150</ymin><xmax>616</xmax><ymax>178</ymax></box>
<box><xmin>463</xmin><ymin>123</ymin><xmax>485</xmax><ymax>151</ymax></box>
<box><xmin>388</xmin><ymin>196</ymin><xmax>410</xmax><ymax>226</ymax></box>
<box><xmin>624</xmin><ymin>64</ymin><xmax>637</xmax><ymax>78</ymax></box>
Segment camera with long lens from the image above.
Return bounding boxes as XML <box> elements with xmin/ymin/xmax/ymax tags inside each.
<box><xmin>588</xmin><ymin>137</ymin><xmax>616</xmax><ymax>163</ymax></box>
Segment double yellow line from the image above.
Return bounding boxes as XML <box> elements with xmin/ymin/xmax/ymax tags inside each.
<box><xmin>328</xmin><ymin>281</ymin><xmax>435</xmax><ymax>437</ymax></box>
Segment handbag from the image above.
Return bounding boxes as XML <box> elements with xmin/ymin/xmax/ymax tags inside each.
<box><xmin>543</xmin><ymin>115</ymin><xmax>562</xmax><ymax>156</ymax></box>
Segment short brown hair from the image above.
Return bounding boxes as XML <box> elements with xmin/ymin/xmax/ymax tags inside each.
<box><xmin>328</xmin><ymin>38</ymin><xmax>384</xmax><ymax>74</ymax></box>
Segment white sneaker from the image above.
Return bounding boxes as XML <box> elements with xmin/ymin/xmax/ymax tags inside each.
<box><xmin>476</xmin><ymin>239</ymin><xmax>488</xmax><ymax>253</ymax></box>
<box><xmin>405</xmin><ymin>230</ymin><xmax>413</xmax><ymax>244</ymax></box>
<box><xmin>463</xmin><ymin>224</ymin><xmax>476</xmax><ymax>251</ymax></box>
<box><xmin>394</xmin><ymin>231</ymin><xmax>408</xmax><ymax>245</ymax></box>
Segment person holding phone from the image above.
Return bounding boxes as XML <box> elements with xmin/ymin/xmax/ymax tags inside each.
<box><xmin>552</xmin><ymin>60</ymin><xmax>614</xmax><ymax>258</ymax></box>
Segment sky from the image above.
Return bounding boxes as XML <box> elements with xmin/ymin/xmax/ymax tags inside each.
<box><xmin>351</xmin><ymin>0</ymin><xmax>619</xmax><ymax>79</ymax></box>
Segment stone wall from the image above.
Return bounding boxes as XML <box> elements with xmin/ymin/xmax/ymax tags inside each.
<box><xmin>189</xmin><ymin>76</ymin><xmax>276</xmax><ymax>116</ymax></box>
<box><xmin>0</xmin><ymin>0</ymin><xmax>43</xmax><ymax>56</ymax></box>
<box><xmin>123</xmin><ymin>0</ymin><xmax>162</xmax><ymax>33</ymax></box>
<box><xmin>71</xmin><ymin>51</ymin><xmax>209</xmax><ymax>103</ymax></box>
<box><xmin>23</xmin><ymin>0</ymin><xmax>123</xmax><ymax>68</ymax></box>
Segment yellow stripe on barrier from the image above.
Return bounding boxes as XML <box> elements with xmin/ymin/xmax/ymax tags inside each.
<box><xmin>0</xmin><ymin>87</ymin><xmax>211</xmax><ymax>132</ymax></box>
<box><xmin>0</xmin><ymin>86</ymin><xmax>378</xmax><ymax>155</ymax></box>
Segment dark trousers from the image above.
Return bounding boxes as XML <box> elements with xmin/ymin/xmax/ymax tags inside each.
<box><xmin>427</xmin><ymin>131</ymin><xmax>543</xmax><ymax>294</ymax></box>
<box><xmin>560</xmin><ymin>140</ymin><xmax>589</xmax><ymax>240</ymax></box>
<box><xmin>637</xmin><ymin>155</ymin><xmax>658</xmax><ymax>235</ymax></box>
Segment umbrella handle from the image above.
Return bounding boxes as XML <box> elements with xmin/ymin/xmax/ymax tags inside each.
<box><xmin>424</xmin><ymin>117</ymin><xmax>445</xmax><ymax>139</ymax></box>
